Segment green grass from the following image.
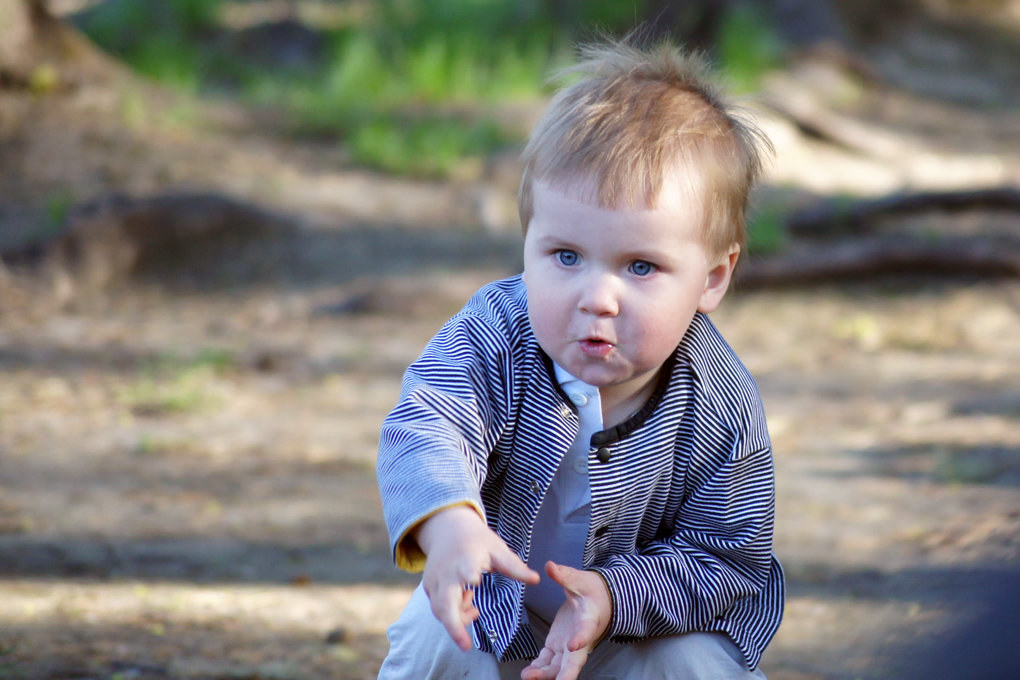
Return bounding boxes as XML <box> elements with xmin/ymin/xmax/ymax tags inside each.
<box><xmin>42</xmin><ymin>190</ymin><xmax>75</xmax><ymax>239</ymax></box>
<box><xmin>257</xmin><ymin>24</ymin><xmax>562</xmax><ymax>177</ymax></box>
<box><xmin>120</xmin><ymin>349</ymin><xmax>236</xmax><ymax>416</ymax></box>
<box><xmin>76</xmin><ymin>0</ymin><xmax>787</xmax><ymax>180</ymax></box>
<box><xmin>75</xmin><ymin>0</ymin><xmax>220</xmax><ymax>93</ymax></box>
<box><xmin>934</xmin><ymin>448</ymin><xmax>1007</xmax><ymax>485</ymax></box>
<box><xmin>347</xmin><ymin>115</ymin><xmax>509</xmax><ymax>177</ymax></box>
<box><xmin>717</xmin><ymin>3</ymin><xmax>785</xmax><ymax>93</ymax></box>
<box><xmin>76</xmin><ymin>0</ymin><xmax>565</xmax><ymax>176</ymax></box>
<box><xmin>747</xmin><ymin>204</ymin><xmax>788</xmax><ymax>255</ymax></box>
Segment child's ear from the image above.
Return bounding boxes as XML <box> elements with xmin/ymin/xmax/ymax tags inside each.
<box><xmin>697</xmin><ymin>245</ymin><xmax>739</xmax><ymax>313</ymax></box>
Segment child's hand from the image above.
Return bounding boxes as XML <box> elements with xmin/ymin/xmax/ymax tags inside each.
<box><xmin>521</xmin><ymin>561</ymin><xmax>611</xmax><ymax>680</ymax></box>
<box><xmin>414</xmin><ymin>505</ymin><xmax>540</xmax><ymax>651</ymax></box>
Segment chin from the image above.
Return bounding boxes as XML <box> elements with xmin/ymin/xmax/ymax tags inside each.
<box><xmin>571</xmin><ymin>365</ymin><xmax>622</xmax><ymax>387</ymax></box>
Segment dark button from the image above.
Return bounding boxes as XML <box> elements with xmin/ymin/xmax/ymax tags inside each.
<box><xmin>594</xmin><ymin>525</ymin><xmax>610</xmax><ymax>538</ymax></box>
<box><xmin>596</xmin><ymin>447</ymin><xmax>612</xmax><ymax>463</ymax></box>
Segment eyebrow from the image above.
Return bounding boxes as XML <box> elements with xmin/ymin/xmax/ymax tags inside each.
<box><xmin>532</xmin><ymin>234</ymin><xmax>579</xmax><ymax>249</ymax></box>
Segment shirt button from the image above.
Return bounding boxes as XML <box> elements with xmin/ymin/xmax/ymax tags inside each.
<box><xmin>488</xmin><ymin>628</ymin><xmax>499</xmax><ymax>641</ymax></box>
<box><xmin>596</xmin><ymin>447</ymin><xmax>612</xmax><ymax>463</ymax></box>
<box><xmin>568</xmin><ymin>391</ymin><xmax>589</xmax><ymax>407</ymax></box>
<box><xmin>572</xmin><ymin>455</ymin><xmax>587</xmax><ymax>474</ymax></box>
<box><xmin>530</xmin><ymin>480</ymin><xmax>542</xmax><ymax>495</ymax></box>
<box><xmin>558</xmin><ymin>404</ymin><xmax>573</xmax><ymax>419</ymax></box>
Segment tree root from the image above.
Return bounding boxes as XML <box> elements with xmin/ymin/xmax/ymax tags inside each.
<box><xmin>737</xmin><ymin>235</ymin><xmax>1020</xmax><ymax>288</ymax></box>
<box><xmin>787</xmin><ymin>188</ymin><xmax>1020</xmax><ymax>237</ymax></box>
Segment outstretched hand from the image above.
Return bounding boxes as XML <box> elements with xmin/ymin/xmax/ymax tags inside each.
<box><xmin>521</xmin><ymin>561</ymin><xmax>612</xmax><ymax>680</ymax></box>
<box><xmin>415</xmin><ymin>506</ymin><xmax>540</xmax><ymax>651</ymax></box>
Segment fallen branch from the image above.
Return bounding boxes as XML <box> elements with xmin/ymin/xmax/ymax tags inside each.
<box><xmin>736</xmin><ymin>236</ymin><xmax>1020</xmax><ymax>288</ymax></box>
<box><xmin>761</xmin><ymin>88</ymin><xmax>915</xmax><ymax>160</ymax></box>
<box><xmin>0</xmin><ymin>192</ymin><xmax>295</xmax><ymax>296</ymax></box>
<box><xmin>787</xmin><ymin>187</ymin><xmax>1020</xmax><ymax>237</ymax></box>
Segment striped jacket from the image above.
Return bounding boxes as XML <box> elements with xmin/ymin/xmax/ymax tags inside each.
<box><xmin>377</xmin><ymin>276</ymin><xmax>784</xmax><ymax>669</ymax></box>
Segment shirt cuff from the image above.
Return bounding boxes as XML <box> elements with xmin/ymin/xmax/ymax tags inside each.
<box><xmin>589</xmin><ymin>568</ymin><xmax>616</xmax><ymax>647</ymax></box>
<box><xmin>393</xmin><ymin>501</ymin><xmax>485</xmax><ymax>572</ymax></box>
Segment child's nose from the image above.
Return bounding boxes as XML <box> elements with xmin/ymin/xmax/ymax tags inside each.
<box><xmin>577</xmin><ymin>273</ymin><xmax>620</xmax><ymax>316</ymax></box>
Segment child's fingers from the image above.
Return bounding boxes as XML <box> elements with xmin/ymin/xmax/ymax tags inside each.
<box><xmin>566</xmin><ymin>632</ymin><xmax>590</xmax><ymax>653</ymax></box>
<box><xmin>545</xmin><ymin>561</ymin><xmax>581</xmax><ymax>595</ymax></box>
<box><xmin>521</xmin><ymin>648</ymin><xmax>557</xmax><ymax>680</ymax></box>
<box><xmin>491</xmin><ymin>546</ymin><xmax>540</xmax><ymax>585</ymax></box>
<box><xmin>521</xmin><ymin>665</ymin><xmax>557</xmax><ymax>680</ymax></box>
<box><xmin>553</xmin><ymin>649</ymin><xmax>588</xmax><ymax>680</ymax></box>
<box><xmin>460</xmin><ymin>586</ymin><xmax>480</xmax><ymax>620</ymax></box>
<box><xmin>457</xmin><ymin>561</ymin><xmax>483</xmax><ymax>587</ymax></box>
<box><xmin>429</xmin><ymin>581</ymin><xmax>475</xmax><ymax>651</ymax></box>
<box><xmin>523</xmin><ymin>647</ymin><xmax>586</xmax><ymax>680</ymax></box>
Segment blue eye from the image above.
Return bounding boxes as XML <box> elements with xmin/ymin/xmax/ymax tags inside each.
<box><xmin>629</xmin><ymin>260</ymin><xmax>656</xmax><ymax>276</ymax></box>
<box><xmin>556</xmin><ymin>250</ymin><xmax>579</xmax><ymax>266</ymax></box>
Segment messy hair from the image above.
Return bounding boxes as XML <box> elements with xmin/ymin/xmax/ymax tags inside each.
<box><xmin>518</xmin><ymin>39</ymin><xmax>772</xmax><ymax>261</ymax></box>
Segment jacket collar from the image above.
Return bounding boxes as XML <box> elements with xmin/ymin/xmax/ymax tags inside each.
<box><xmin>536</xmin><ymin>347</ymin><xmax>679</xmax><ymax>447</ymax></box>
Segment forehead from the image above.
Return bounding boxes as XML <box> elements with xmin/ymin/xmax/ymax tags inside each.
<box><xmin>532</xmin><ymin>166</ymin><xmax>707</xmax><ymax>225</ymax></box>
<box><xmin>538</xmin><ymin>154</ymin><xmax>708</xmax><ymax>213</ymax></box>
<box><xmin>529</xmin><ymin>176</ymin><xmax>707</xmax><ymax>245</ymax></box>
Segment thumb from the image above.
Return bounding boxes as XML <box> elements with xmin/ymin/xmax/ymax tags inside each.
<box><xmin>491</xmin><ymin>546</ymin><xmax>540</xmax><ymax>585</ymax></box>
<box><xmin>545</xmin><ymin>561</ymin><xmax>583</xmax><ymax>593</ymax></box>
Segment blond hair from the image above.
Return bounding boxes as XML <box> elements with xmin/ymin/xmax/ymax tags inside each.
<box><xmin>518</xmin><ymin>40</ymin><xmax>772</xmax><ymax>261</ymax></box>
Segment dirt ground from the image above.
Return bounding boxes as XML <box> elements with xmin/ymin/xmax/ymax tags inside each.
<box><xmin>2</xmin><ymin>9</ymin><xmax>1020</xmax><ymax>680</ymax></box>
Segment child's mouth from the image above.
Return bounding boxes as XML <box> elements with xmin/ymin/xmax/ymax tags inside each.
<box><xmin>578</xmin><ymin>338</ymin><xmax>614</xmax><ymax>358</ymax></box>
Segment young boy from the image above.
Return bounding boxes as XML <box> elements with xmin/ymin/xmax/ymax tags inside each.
<box><xmin>376</xmin><ymin>39</ymin><xmax>783</xmax><ymax>680</ymax></box>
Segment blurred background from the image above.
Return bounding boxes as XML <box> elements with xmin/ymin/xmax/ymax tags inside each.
<box><xmin>1</xmin><ymin>1</ymin><xmax>1018</xmax><ymax>678</ymax></box>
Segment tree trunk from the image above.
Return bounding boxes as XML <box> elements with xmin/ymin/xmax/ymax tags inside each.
<box><xmin>0</xmin><ymin>0</ymin><xmax>116</xmax><ymax>87</ymax></box>
<box><xmin>0</xmin><ymin>0</ymin><xmax>40</xmax><ymax>77</ymax></box>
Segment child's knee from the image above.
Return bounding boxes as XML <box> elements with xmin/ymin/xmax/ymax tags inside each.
<box><xmin>379</xmin><ymin>584</ymin><xmax>500</xmax><ymax>680</ymax></box>
<box><xmin>658</xmin><ymin>633</ymin><xmax>763</xmax><ymax>678</ymax></box>
<box><xmin>598</xmin><ymin>632</ymin><xmax>762</xmax><ymax>679</ymax></box>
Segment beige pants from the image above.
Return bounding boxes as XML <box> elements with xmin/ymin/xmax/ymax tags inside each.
<box><xmin>378</xmin><ymin>583</ymin><xmax>768</xmax><ymax>680</ymax></box>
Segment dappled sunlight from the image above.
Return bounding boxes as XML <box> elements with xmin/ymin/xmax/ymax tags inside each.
<box><xmin>0</xmin><ymin>580</ymin><xmax>412</xmax><ymax>679</ymax></box>
<box><xmin>2</xmin><ymin>1</ymin><xmax>1020</xmax><ymax>678</ymax></box>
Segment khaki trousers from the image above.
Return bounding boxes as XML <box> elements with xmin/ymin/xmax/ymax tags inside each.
<box><xmin>378</xmin><ymin>583</ymin><xmax>768</xmax><ymax>680</ymax></box>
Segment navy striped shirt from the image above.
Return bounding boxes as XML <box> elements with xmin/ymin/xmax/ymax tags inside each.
<box><xmin>377</xmin><ymin>275</ymin><xmax>783</xmax><ymax>669</ymax></box>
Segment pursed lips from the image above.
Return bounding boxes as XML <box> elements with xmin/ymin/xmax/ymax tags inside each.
<box><xmin>577</xmin><ymin>336</ymin><xmax>616</xmax><ymax>358</ymax></box>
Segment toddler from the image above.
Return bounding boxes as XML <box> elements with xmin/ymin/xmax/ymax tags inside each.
<box><xmin>376</xmin><ymin>39</ymin><xmax>783</xmax><ymax>680</ymax></box>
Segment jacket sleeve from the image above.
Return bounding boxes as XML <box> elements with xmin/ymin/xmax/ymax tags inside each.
<box><xmin>376</xmin><ymin>312</ymin><xmax>513</xmax><ymax>571</ymax></box>
<box><xmin>591</xmin><ymin>418</ymin><xmax>776</xmax><ymax>642</ymax></box>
